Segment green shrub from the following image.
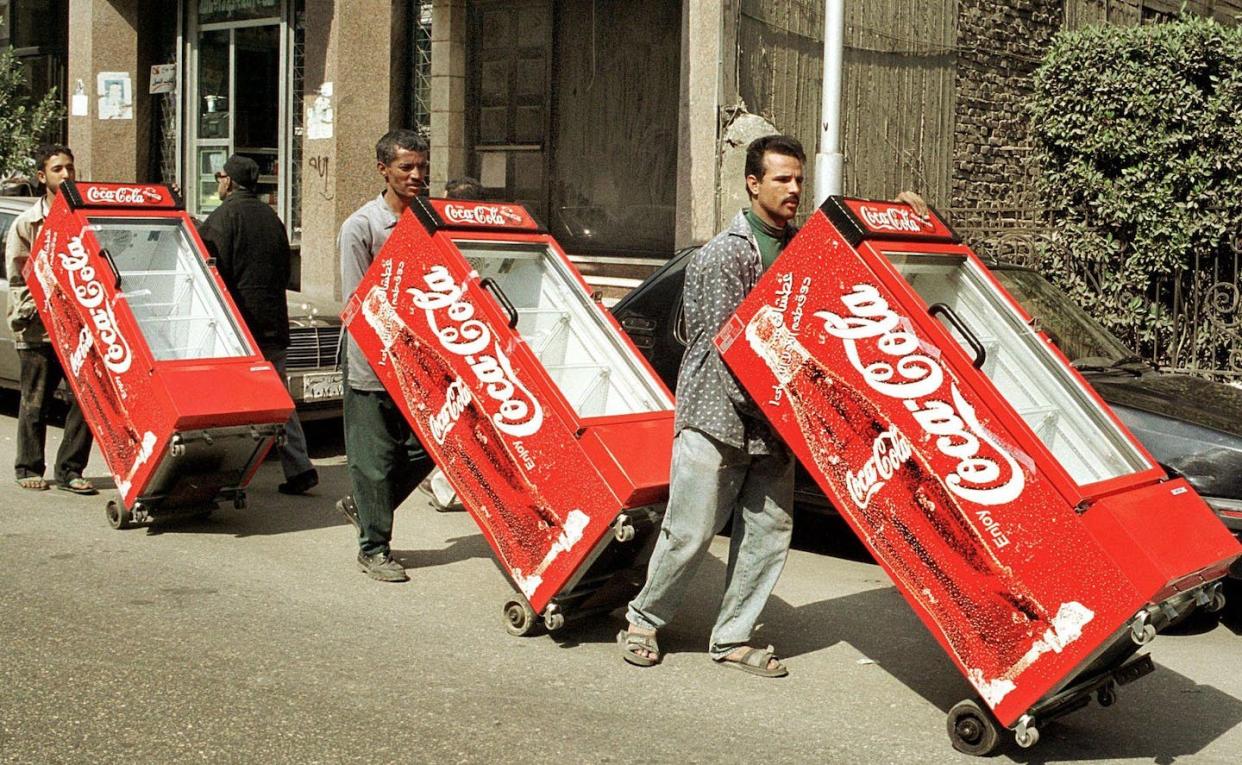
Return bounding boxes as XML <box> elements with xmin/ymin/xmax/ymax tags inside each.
<box><xmin>0</xmin><ymin>46</ymin><xmax>66</xmax><ymax>183</ymax></box>
<box><xmin>1030</xmin><ymin>16</ymin><xmax>1242</xmax><ymax>373</ymax></box>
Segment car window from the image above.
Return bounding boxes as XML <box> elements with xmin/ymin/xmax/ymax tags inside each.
<box><xmin>0</xmin><ymin>211</ymin><xmax>15</xmax><ymax>279</ymax></box>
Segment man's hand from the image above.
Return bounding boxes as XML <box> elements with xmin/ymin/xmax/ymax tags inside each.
<box><xmin>894</xmin><ymin>190</ymin><xmax>929</xmax><ymax>218</ymax></box>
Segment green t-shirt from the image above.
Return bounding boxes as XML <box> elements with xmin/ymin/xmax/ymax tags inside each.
<box><xmin>744</xmin><ymin>208</ymin><xmax>793</xmax><ymax>269</ymax></box>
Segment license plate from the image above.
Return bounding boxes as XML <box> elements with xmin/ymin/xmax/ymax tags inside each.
<box><xmin>301</xmin><ymin>371</ymin><xmax>343</xmax><ymax>401</ymax></box>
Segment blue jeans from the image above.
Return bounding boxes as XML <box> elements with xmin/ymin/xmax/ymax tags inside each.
<box><xmin>627</xmin><ymin>427</ymin><xmax>794</xmax><ymax>658</ymax></box>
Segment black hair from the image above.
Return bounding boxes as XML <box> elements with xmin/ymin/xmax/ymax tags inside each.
<box><xmin>743</xmin><ymin>134</ymin><xmax>805</xmax><ymax>190</ymax></box>
<box><xmin>376</xmin><ymin>129</ymin><xmax>429</xmax><ymax>165</ymax></box>
<box><xmin>35</xmin><ymin>144</ymin><xmax>74</xmax><ymax>174</ymax></box>
<box><xmin>444</xmin><ymin>177</ymin><xmax>484</xmax><ymax>200</ymax></box>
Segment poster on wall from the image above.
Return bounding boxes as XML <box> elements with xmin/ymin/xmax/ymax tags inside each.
<box><xmin>97</xmin><ymin>72</ymin><xmax>133</xmax><ymax>120</ymax></box>
<box><xmin>149</xmin><ymin>64</ymin><xmax>176</xmax><ymax>95</ymax></box>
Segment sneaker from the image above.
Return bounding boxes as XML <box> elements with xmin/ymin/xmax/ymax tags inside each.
<box><xmin>278</xmin><ymin>468</ymin><xmax>319</xmax><ymax>495</ymax></box>
<box><xmin>336</xmin><ymin>496</ymin><xmax>360</xmax><ymax>532</ymax></box>
<box><xmin>357</xmin><ymin>551</ymin><xmax>409</xmax><ymax>582</ymax></box>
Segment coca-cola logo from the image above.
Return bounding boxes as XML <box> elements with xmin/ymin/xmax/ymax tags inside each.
<box><xmin>815</xmin><ymin>284</ymin><xmax>1025</xmax><ymax>506</ymax></box>
<box><xmin>858</xmin><ymin>205</ymin><xmax>933</xmax><ymax>234</ymax></box>
<box><xmin>407</xmin><ymin>265</ymin><xmax>544</xmax><ymax>438</ymax></box>
<box><xmin>442</xmin><ymin>203</ymin><xmax>524</xmax><ymax>227</ymax></box>
<box><xmin>84</xmin><ymin>185</ymin><xmax>163</xmax><ymax>205</ymax></box>
<box><xmin>55</xmin><ymin>235</ymin><xmax>133</xmax><ymax>374</ymax></box>
<box><xmin>846</xmin><ymin>426</ymin><xmax>913</xmax><ymax>509</ymax></box>
<box><xmin>430</xmin><ymin>376</ymin><xmax>473</xmax><ymax>445</ymax></box>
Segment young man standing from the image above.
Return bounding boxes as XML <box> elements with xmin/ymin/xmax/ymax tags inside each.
<box><xmin>618</xmin><ymin>134</ymin><xmax>929</xmax><ymax>676</ymax></box>
<box><xmin>199</xmin><ymin>154</ymin><xmax>318</xmax><ymax>496</ymax></box>
<box><xmin>5</xmin><ymin>145</ymin><xmax>95</xmax><ymax>495</ymax></box>
<box><xmin>337</xmin><ymin>129</ymin><xmax>436</xmax><ymax>582</ymax></box>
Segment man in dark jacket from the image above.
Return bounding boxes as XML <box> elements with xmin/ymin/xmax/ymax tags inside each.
<box><xmin>199</xmin><ymin>154</ymin><xmax>318</xmax><ymax>495</ymax></box>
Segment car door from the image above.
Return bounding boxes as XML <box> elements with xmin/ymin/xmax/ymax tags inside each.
<box><xmin>0</xmin><ymin>203</ymin><xmax>22</xmax><ymax>388</ymax></box>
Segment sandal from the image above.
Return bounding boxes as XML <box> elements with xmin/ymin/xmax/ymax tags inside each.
<box><xmin>714</xmin><ymin>645</ymin><xmax>788</xmax><ymax>678</ymax></box>
<box><xmin>16</xmin><ymin>476</ymin><xmax>49</xmax><ymax>491</ymax></box>
<box><xmin>617</xmin><ymin>629</ymin><xmax>661</xmax><ymax>667</ymax></box>
<box><xmin>57</xmin><ymin>477</ymin><xmax>97</xmax><ymax>495</ymax></box>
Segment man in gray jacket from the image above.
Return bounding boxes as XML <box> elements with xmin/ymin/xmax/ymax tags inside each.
<box><xmin>617</xmin><ymin>134</ymin><xmax>925</xmax><ymax>676</ymax></box>
<box><xmin>5</xmin><ymin>145</ymin><xmax>95</xmax><ymax>494</ymax></box>
<box><xmin>336</xmin><ymin>129</ymin><xmax>436</xmax><ymax>582</ymax></box>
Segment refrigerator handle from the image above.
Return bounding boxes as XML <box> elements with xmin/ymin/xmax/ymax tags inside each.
<box><xmin>479</xmin><ymin>277</ymin><xmax>520</xmax><ymax>329</ymax></box>
<box><xmin>99</xmin><ymin>248</ymin><xmax>123</xmax><ymax>289</ymax></box>
<box><xmin>928</xmin><ymin>303</ymin><xmax>986</xmax><ymax>369</ymax></box>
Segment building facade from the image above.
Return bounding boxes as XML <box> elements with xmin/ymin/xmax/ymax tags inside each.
<box><xmin>15</xmin><ymin>0</ymin><xmax>1242</xmax><ymax>303</ymax></box>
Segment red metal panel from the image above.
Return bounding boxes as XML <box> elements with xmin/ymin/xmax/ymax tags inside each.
<box><xmin>61</xmin><ymin>180</ymin><xmax>181</xmax><ymax>211</ymax></box>
<box><xmin>24</xmin><ymin>187</ymin><xmax>292</xmax><ymax>507</ymax></box>
<box><xmin>716</xmin><ymin>206</ymin><xmax>1240</xmax><ymax>726</ymax></box>
<box><xmin>343</xmin><ymin>209</ymin><xmax>672</xmax><ymax>613</ymax></box>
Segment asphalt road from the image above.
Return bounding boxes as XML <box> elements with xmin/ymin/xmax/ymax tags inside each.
<box><xmin>2</xmin><ymin>402</ymin><xmax>1242</xmax><ymax>764</ymax></box>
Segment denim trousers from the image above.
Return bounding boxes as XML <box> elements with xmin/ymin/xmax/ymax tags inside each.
<box><xmin>627</xmin><ymin>427</ymin><xmax>794</xmax><ymax>658</ymax></box>
<box><xmin>343</xmin><ymin>385</ymin><xmax>434</xmax><ymax>556</ymax></box>
<box><xmin>264</xmin><ymin>348</ymin><xmax>315</xmax><ymax>480</ymax></box>
<box><xmin>14</xmin><ymin>346</ymin><xmax>93</xmax><ymax>482</ymax></box>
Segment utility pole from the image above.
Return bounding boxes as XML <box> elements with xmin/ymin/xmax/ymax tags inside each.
<box><xmin>815</xmin><ymin>0</ymin><xmax>845</xmax><ymax>206</ymax></box>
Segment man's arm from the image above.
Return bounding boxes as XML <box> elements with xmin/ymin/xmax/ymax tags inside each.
<box><xmin>198</xmin><ymin>209</ymin><xmax>235</xmax><ymax>283</ymax></box>
<box><xmin>338</xmin><ymin>215</ymin><xmax>372</xmax><ymax>300</ymax></box>
<box><xmin>689</xmin><ymin>242</ymin><xmax>759</xmax><ymax>415</ymax></box>
<box><xmin>5</xmin><ymin>212</ymin><xmax>37</xmax><ymax>332</ymax></box>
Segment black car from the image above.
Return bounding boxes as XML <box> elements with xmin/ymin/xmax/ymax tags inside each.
<box><xmin>613</xmin><ymin>247</ymin><xmax>1242</xmax><ymax>540</ymax></box>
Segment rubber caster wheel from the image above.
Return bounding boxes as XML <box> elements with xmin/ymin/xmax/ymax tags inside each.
<box><xmin>947</xmin><ymin>699</ymin><xmax>1001</xmax><ymax>756</ymax></box>
<box><xmin>105</xmin><ymin>499</ymin><xmax>133</xmax><ymax>530</ymax></box>
<box><xmin>233</xmin><ymin>494</ymin><xmax>247</xmax><ymax>510</ymax></box>
<box><xmin>1097</xmin><ymin>686</ymin><xmax>1116</xmax><ymax>707</ymax></box>
<box><xmin>543</xmin><ymin>609</ymin><xmax>565</xmax><ymax>631</ymax></box>
<box><xmin>503</xmin><ymin>599</ymin><xmax>540</xmax><ymax>637</ymax></box>
<box><xmin>1014</xmin><ymin>724</ymin><xmax>1040</xmax><ymax>749</ymax></box>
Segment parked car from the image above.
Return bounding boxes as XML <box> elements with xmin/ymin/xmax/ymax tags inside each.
<box><xmin>0</xmin><ymin>196</ymin><xmax>343</xmax><ymax>417</ymax></box>
<box><xmin>612</xmin><ymin>246</ymin><xmax>1242</xmax><ymax>541</ymax></box>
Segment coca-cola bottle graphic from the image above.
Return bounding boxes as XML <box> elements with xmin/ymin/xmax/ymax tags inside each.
<box><xmin>34</xmin><ymin>257</ymin><xmax>142</xmax><ymax>481</ymax></box>
<box><xmin>359</xmin><ymin>286</ymin><xmax>573</xmax><ymax>590</ymax></box>
<box><xmin>744</xmin><ymin>305</ymin><xmax>1081</xmax><ymax>694</ymax></box>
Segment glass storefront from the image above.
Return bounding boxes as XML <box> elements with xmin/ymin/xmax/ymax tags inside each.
<box><xmin>186</xmin><ymin>0</ymin><xmax>291</xmax><ymax>233</ymax></box>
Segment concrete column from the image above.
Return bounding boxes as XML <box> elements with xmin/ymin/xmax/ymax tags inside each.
<box><xmin>675</xmin><ymin>0</ymin><xmax>725</xmax><ymax>247</ymax></box>
<box><xmin>67</xmin><ymin>0</ymin><xmax>145</xmax><ymax>182</ymax></box>
<box><xmin>429</xmin><ymin>0</ymin><xmax>468</xmax><ymax>195</ymax></box>
<box><xmin>299</xmin><ymin>0</ymin><xmax>397</xmax><ymax>303</ymax></box>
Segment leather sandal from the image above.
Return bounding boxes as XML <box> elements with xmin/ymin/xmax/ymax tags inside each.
<box><xmin>714</xmin><ymin>645</ymin><xmax>788</xmax><ymax>678</ymax></box>
<box><xmin>617</xmin><ymin>629</ymin><xmax>661</xmax><ymax>667</ymax></box>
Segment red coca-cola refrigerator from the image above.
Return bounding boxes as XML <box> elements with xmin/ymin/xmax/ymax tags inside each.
<box><xmin>715</xmin><ymin>196</ymin><xmax>1242</xmax><ymax>755</ymax></box>
<box><xmin>343</xmin><ymin>197</ymin><xmax>674</xmax><ymax>634</ymax></box>
<box><xmin>25</xmin><ymin>181</ymin><xmax>293</xmax><ymax>529</ymax></box>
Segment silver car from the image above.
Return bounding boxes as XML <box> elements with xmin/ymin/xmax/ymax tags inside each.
<box><xmin>0</xmin><ymin>195</ymin><xmax>343</xmax><ymax>417</ymax></box>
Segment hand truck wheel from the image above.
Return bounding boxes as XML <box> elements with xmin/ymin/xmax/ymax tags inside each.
<box><xmin>105</xmin><ymin>498</ymin><xmax>133</xmax><ymax>530</ymax></box>
<box><xmin>502</xmin><ymin>599</ymin><xmax>541</xmax><ymax>637</ymax></box>
<box><xmin>947</xmin><ymin>698</ymin><xmax>1001</xmax><ymax>756</ymax></box>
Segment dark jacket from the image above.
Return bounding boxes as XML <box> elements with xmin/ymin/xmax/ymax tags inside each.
<box><xmin>199</xmin><ymin>188</ymin><xmax>291</xmax><ymax>351</ymax></box>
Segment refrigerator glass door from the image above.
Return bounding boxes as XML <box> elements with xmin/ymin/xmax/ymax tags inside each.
<box><xmin>883</xmin><ymin>251</ymin><xmax>1151</xmax><ymax>485</ymax></box>
<box><xmin>456</xmin><ymin>240</ymin><xmax>671</xmax><ymax>418</ymax></box>
<box><xmin>89</xmin><ymin>217</ymin><xmax>252</xmax><ymax>360</ymax></box>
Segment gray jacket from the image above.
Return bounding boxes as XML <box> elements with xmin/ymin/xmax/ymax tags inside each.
<box><xmin>674</xmin><ymin>210</ymin><xmax>794</xmax><ymax>455</ymax></box>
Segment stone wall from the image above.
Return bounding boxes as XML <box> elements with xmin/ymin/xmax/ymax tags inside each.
<box><xmin>952</xmin><ymin>0</ymin><xmax>1062</xmax><ymax>229</ymax></box>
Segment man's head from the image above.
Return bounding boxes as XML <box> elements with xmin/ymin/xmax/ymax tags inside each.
<box><xmin>744</xmin><ymin>134</ymin><xmax>805</xmax><ymax>228</ymax></box>
<box><xmin>444</xmin><ymin>177</ymin><xmax>483</xmax><ymax>200</ymax></box>
<box><xmin>35</xmin><ymin>144</ymin><xmax>75</xmax><ymax>200</ymax></box>
<box><xmin>376</xmin><ymin>129</ymin><xmax>430</xmax><ymax>205</ymax></box>
<box><xmin>216</xmin><ymin>154</ymin><xmax>259</xmax><ymax>200</ymax></box>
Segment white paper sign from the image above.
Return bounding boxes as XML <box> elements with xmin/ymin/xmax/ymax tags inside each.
<box><xmin>149</xmin><ymin>64</ymin><xmax>176</xmax><ymax>95</ymax></box>
<box><xmin>97</xmin><ymin>72</ymin><xmax>133</xmax><ymax>120</ymax></box>
<box><xmin>306</xmin><ymin>82</ymin><xmax>334</xmax><ymax>140</ymax></box>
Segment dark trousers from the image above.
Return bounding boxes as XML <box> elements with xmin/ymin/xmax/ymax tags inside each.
<box><xmin>344</xmin><ymin>385</ymin><xmax>434</xmax><ymax>556</ymax></box>
<box><xmin>15</xmin><ymin>346</ymin><xmax>93</xmax><ymax>481</ymax></box>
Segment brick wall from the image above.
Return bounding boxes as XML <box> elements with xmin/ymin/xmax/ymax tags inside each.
<box><xmin>952</xmin><ymin>0</ymin><xmax>1062</xmax><ymax>228</ymax></box>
